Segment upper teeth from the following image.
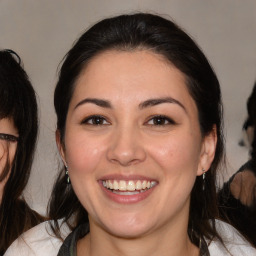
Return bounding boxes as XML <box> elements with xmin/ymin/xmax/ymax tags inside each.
<box><xmin>103</xmin><ymin>180</ymin><xmax>157</xmax><ymax>191</ymax></box>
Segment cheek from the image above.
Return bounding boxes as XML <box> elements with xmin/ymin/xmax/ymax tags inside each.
<box><xmin>63</xmin><ymin>135</ymin><xmax>108</xmax><ymax>211</ymax></box>
<box><xmin>8</xmin><ymin>144</ymin><xmax>17</xmax><ymax>164</ymax></box>
<box><xmin>0</xmin><ymin>177</ymin><xmax>8</xmax><ymax>203</ymax></box>
<box><xmin>0</xmin><ymin>144</ymin><xmax>6</xmax><ymax>173</ymax></box>
<box><xmin>0</xmin><ymin>144</ymin><xmax>16</xmax><ymax>175</ymax></box>
<box><xmin>0</xmin><ymin>161</ymin><xmax>6</xmax><ymax>176</ymax></box>
<box><xmin>147</xmin><ymin>134</ymin><xmax>201</xmax><ymax>172</ymax></box>
<box><xmin>65</xmin><ymin>136</ymin><xmax>105</xmax><ymax>177</ymax></box>
<box><xmin>0</xmin><ymin>145</ymin><xmax>16</xmax><ymax>199</ymax></box>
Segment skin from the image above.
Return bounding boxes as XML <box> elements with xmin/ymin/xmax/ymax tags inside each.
<box><xmin>246</xmin><ymin>126</ymin><xmax>254</xmax><ymax>146</ymax></box>
<box><xmin>0</xmin><ymin>118</ymin><xmax>18</xmax><ymax>203</ymax></box>
<box><xmin>57</xmin><ymin>50</ymin><xmax>217</xmax><ymax>256</ymax></box>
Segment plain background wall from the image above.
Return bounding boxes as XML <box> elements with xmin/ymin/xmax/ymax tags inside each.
<box><xmin>0</xmin><ymin>0</ymin><xmax>256</xmax><ymax>214</ymax></box>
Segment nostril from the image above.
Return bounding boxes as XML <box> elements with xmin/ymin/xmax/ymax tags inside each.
<box><xmin>110</xmin><ymin>158</ymin><xmax>141</xmax><ymax>166</ymax></box>
<box><xmin>107</xmin><ymin>145</ymin><xmax>146</xmax><ymax>166</ymax></box>
<box><xmin>106</xmin><ymin>129</ymin><xmax>147</xmax><ymax>166</ymax></box>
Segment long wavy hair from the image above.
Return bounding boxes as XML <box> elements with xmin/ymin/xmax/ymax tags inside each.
<box><xmin>0</xmin><ymin>50</ymin><xmax>45</xmax><ymax>254</ymax></box>
<box><xmin>49</xmin><ymin>13</ymin><xmax>225</xmax><ymax>249</ymax></box>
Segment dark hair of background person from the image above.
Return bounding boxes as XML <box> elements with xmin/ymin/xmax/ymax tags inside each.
<box><xmin>0</xmin><ymin>50</ymin><xmax>45</xmax><ymax>254</ymax></box>
<box><xmin>247</xmin><ymin>82</ymin><xmax>256</xmax><ymax>160</ymax></box>
<box><xmin>218</xmin><ymin>81</ymin><xmax>256</xmax><ymax>246</ymax></box>
<box><xmin>48</xmin><ymin>13</ymin><xmax>225</xmax><ymax>249</ymax></box>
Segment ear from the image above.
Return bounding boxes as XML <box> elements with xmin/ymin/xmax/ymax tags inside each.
<box><xmin>56</xmin><ymin>130</ymin><xmax>67</xmax><ymax>166</ymax></box>
<box><xmin>197</xmin><ymin>125</ymin><xmax>217</xmax><ymax>176</ymax></box>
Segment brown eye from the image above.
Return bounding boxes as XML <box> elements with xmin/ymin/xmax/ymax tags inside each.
<box><xmin>153</xmin><ymin>117</ymin><xmax>167</xmax><ymax>125</ymax></box>
<box><xmin>82</xmin><ymin>115</ymin><xmax>109</xmax><ymax>125</ymax></box>
<box><xmin>147</xmin><ymin>115</ymin><xmax>175</xmax><ymax>126</ymax></box>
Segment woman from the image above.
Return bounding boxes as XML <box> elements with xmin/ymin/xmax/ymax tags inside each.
<box><xmin>0</xmin><ymin>50</ymin><xmax>45</xmax><ymax>254</ymax></box>
<box><xmin>5</xmin><ymin>13</ymin><xmax>256</xmax><ymax>255</ymax></box>
<box><xmin>218</xmin><ymin>82</ymin><xmax>256</xmax><ymax>246</ymax></box>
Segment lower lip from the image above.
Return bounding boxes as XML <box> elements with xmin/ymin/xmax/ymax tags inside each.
<box><xmin>99</xmin><ymin>182</ymin><xmax>157</xmax><ymax>204</ymax></box>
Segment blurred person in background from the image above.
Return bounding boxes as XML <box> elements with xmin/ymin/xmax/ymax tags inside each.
<box><xmin>218</xmin><ymin>82</ymin><xmax>256</xmax><ymax>246</ymax></box>
<box><xmin>0</xmin><ymin>50</ymin><xmax>45</xmax><ymax>255</ymax></box>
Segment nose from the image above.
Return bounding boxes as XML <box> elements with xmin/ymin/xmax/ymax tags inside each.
<box><xmin>106</xmin><ymin>126</ymin><xmax>146</xmax><ymax>166</ymax></box>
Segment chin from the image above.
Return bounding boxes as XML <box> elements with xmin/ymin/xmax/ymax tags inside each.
<box><xmin>107</xmin><ymin>225</ymin><xmax>151</xmax><ymax>239</ymax></box>
<box><xmin>100</xmin><ymin>215</ymin><xmax>153</xmax><ymax>239</ymax></box>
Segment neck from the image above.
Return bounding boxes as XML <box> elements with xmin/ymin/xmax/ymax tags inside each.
<box><xmin>77</xmin><ymin>217</ymin><xmax>199</xmax><ymax>256</ymax></box>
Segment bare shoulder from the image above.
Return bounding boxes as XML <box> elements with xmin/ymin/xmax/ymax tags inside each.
<box><xmin>4</xmin><ymin>220</ymin><xmax>71</xmax><ymax>256</ymax></box>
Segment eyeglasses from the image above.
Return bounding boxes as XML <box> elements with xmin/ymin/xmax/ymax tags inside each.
<box><xmin>0</xmin><ymin>133</ymin><xmax>19</xmax><ymax>142</ymax></box>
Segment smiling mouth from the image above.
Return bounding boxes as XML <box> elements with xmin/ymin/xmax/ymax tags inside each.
<box><xmin>102</xmin><ymin>180</ymin><xmax>157</xmax><ymax>195</ymax></box>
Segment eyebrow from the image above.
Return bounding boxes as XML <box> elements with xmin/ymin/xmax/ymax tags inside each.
<box><xmin>74</xmin><ymin>98</ymin><xmax>112</xmax><ymax>109</ymax></box>
<box><xmin>139</xmin><ymin>97</ymin><xmax>186</xmax><ymax>112</ymax></box>
<box><xmin>74</xmin><ymin>97</ymin><xmax>186</xmax><ymax>112</ymax></box>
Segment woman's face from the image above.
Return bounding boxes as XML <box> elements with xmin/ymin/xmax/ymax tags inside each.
<box><xmin>58</xmin><ymin>50</ymin><xmax>216</xmax><ymax>238</ymax></box>
<box><xmin>0</xmin><ymin>118</ymin><xmax>18</xmax><ymax>202</ymax></box>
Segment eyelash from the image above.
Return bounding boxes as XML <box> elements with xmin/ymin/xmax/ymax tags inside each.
<box><xmin>81</xmin><ymin>115</ymin><xmax>110</xmax><ymax>126</ymax></box>
<box><xmin>0</xmin><ymin>133</ymin><xmax>19</xmax><ymax>142</ymax></box>
<box><xmin>81</xmin><ymin>115</ymin><xmax>176</xmax><ymax>126</ymax></box>
<box><xmin>146</xmin><ymin>115</ymin><xmax>176</xmax><ymax>126</ymax></box>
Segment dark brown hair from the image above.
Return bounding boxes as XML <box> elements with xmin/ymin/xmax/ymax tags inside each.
<box><xmin>49</xmin><ymin>13</ymin><xmax>225</xmax><ymax>248</ymax></box>
<box><xmin>247</xmin><ymin>82</ymin><xmax>256</xmax><ymax>159</ymax></box>
<box><xmin>0</xmin><ymin>50</ymin><xmax>45</xmax><ymax>254</ymax></box>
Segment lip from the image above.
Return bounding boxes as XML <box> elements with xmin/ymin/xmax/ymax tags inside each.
<box><xmin>99</xmin><ymin>174</ymin><xmax>156</xmax><ymax>181</ymax></box>
<box><xmin>98</xmin><ymin>175</ymin><xmax>158</xmax><ymax>204</ymax></box>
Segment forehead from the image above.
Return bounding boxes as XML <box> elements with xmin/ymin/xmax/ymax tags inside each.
<box><xmin>0</xmin><ymin>118</ymin><xmax>18</xmax><ymax>134</ymax></box>
<box><xmin>70</xmin><ymin>50</ymin><xmax>196</xmax><ymax>112</ymax></box>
